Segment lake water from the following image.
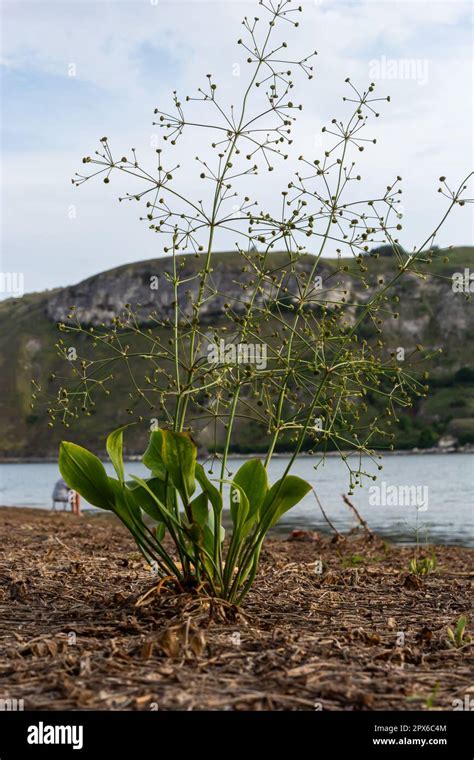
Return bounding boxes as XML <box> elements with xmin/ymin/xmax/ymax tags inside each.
<box><xmin>0</xmin><ymin>454</ymin><xmax>473</xmax><ymax>546</ymax></box>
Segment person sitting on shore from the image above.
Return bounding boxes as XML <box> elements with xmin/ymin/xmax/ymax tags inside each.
<box><xmin>51</xmin><ymin>478</ymin><xmax>81</xmax><ymax>515</ymax></box>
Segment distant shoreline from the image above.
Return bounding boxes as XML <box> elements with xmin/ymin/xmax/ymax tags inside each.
<box><xmin>1</xmin><ymin>445</ymin><xmax>473</xmax><ymax>464</ymax></box>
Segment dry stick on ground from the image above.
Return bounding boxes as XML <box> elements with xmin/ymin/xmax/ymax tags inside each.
<box><xmin>342</xmin><ymin>494</ymin><xmax>375</xmax><ymax>541</ymax></box>
<box><xmin>311</xmin><ymin>488</ymin><xmax>344</xmax><ymax>541</ymax></box>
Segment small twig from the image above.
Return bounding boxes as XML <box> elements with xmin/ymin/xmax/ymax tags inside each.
<box><xmin>183</xmin><ymin>615</ymin><xmax>192</xmax><ymax>656</ymax></box>
<box><xmin>312</xmin><ymin>487</ymin><xmax>344</xmax><ymax>540</ymax></box>
<box><xmin>134</xmin><ymin>575</ymin><xmax>180</xmax><ymax>607</ymax></box>
<box><xmin>341</xmin><ymin>494</ymin><xmax>374</xmax><ymax>540</ymax></box>
<box><xmin>54</xmin><ymin>536</ymin><xmax>78</xmax><ymax>555</ymax></box>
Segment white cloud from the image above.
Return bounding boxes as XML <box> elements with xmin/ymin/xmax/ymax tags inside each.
<box><xmin>1</xmin><ymin>0</ymin><xmax>472</xmax><ymax>295</ymax></box>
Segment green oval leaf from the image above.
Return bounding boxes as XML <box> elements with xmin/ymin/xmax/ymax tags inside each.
<box><xmin>261</xmin><ymin>475</ymin><xmax>311</xmax><ymax>527</ymax></box>
<box><xmin>59</xmin><ymin>441</ymin><xmax>115</xmax><ymax>510</ymax></box>
<box><xmin>190</xmin><ymin>492</ymin><xmax>209</xmax><ymax>527</ymax></box>
<box><xmin>130</xmin><ymin>474</ymin><xmax>181</xmax><ymax>530</ymax></box>
<box><xmin>142</xmin><ymin>430</ymin><xmax>166</xmax><ymax>479</ymax></box>
<box><xmin>126</xmin><ymin>477</ymin><xmax>168</xmax><ymax>522</ymax></box>
<box><xmin>106</xmin><ymin>425</ymin><xmax>128</xmax><ymax>482</ymax></box>
<box><xmin>229</xmin><ymin>480</ymin><xmax>250</xmax><ymax>530</ymax></box>
<box><xmin>233</xmin><ymin>458</ymin><xmax>268</xmax><ymax>520</ymax></box>
<box><xmin>195</xmin><ymin>463</ymin><xmax>223</xmax><ymax>515</ymax></box>
<box><xmin>159</xmin><ymin>429</ymin><xmax>197</xmax><ymax>502</ymax></box>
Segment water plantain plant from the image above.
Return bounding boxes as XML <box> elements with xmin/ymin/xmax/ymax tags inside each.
<box><xmin>59</xmin><ymin>426</ymin><xmax>310</xmax><ymax>603</ymax></box>
<box><xmin>39</xmin><ymin>0</ymin><xmax>472</xmax><ymax>604</ymax></box>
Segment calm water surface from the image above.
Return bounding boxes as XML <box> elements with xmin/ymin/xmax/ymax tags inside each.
<box><xmin>1</xmin><ymin>454</ymin><xmax>472</xmax><ymax>546</ymax></box>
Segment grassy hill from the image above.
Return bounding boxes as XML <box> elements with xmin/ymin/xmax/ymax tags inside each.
<box><xmin>0</xmin><ymin>246</ymin><xmax>473</xmax><ymax>458</ymax></box>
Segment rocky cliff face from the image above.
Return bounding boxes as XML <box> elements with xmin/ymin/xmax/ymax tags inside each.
<box><xmin>46</xmin><ymin>250</ymin><xmax>474</xmax><ymax>348</ymax></box>
<box><xmin>46</xmin><ymin>249</ymin><xmax>474</xmax><ymax>366</ymax></box>
<box><xmin>47</xmin><ymin>253</ymin><xmax>321</xmax><ymax>326</ymax></box>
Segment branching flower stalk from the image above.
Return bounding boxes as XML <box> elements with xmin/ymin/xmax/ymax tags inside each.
<box><xmin>37</xmin><ymin>0</ymin><xmax>472</xmax><ymax>603</ymax></box>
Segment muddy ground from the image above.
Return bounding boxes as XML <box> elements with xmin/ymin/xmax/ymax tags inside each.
<box><xmin>0</xmin><ymin>507</ymin><xmax>472</xmax><ymax>711</ymax></box>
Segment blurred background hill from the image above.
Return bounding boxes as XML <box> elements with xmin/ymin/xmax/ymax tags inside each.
<box><xmin>1</xmin><ymin>246</ymin><xmax>473</xmax><ymax>459</ymax></box>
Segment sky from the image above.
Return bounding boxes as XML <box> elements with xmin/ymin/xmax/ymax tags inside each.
<box><xmin>1</xmin><ymin>0</ymin><xmax>473</xmax><ymax>297</ymax></box>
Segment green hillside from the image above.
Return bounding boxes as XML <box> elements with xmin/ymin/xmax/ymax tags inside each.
<box><xmin>0</xmin><ymin>247</ymin><xmax>473</xmax><ymax>458</ymax></box>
